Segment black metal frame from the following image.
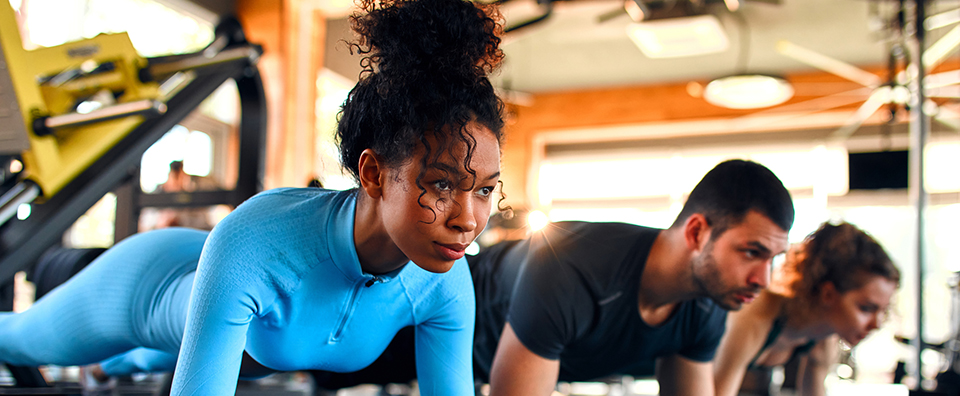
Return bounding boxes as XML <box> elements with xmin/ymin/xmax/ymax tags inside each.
<box><xmin>112</xmin><ymin>64</ymin><xmax>267</xmax><ymax>243</ymax></box>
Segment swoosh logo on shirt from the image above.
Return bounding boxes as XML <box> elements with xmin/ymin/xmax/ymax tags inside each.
<box><xmin>599</xmin><ymin>291</ymin><xmax>623</xmax><ymax>305</ymax></box>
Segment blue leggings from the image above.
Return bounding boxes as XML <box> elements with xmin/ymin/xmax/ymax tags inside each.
<box><xmin>101</xmin><ymin>348</ymin><xmax>178</xmax><ymax>374</ymax></box>
<box><xmin>0</xmin><ymin>228</ymin><xmax>204</xmax><ymax>375</ymax></box>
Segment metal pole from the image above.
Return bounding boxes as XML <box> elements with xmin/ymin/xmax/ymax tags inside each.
<box><xmin>0</xmin><ymin>181</ymin><xmax>39</xmax><ymax>226</ymax></box>
<box><xmin>908</xmin><ymin>0</ymin><xmax>929</xmax><ymax>389</ymax></box>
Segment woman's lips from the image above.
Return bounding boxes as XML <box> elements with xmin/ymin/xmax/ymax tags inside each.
<box><xmin>435</xmin><ymin>242</ymin><xmax>468</xmax><ymax>261</ymax></box>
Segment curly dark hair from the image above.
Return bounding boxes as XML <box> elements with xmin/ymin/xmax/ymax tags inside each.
<box><xmin>337</xmin><ymin>0</ymin><xmax>506</xmax><ymax>215</ymax></box>
<box><xmin>782</xmin><ymin>222</ymin><xmax>900</xmax><ymax>301</ymax></box>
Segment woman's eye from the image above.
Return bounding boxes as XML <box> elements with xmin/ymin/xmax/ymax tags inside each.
<box><xmin>433</xmin><ymin>180</ymin><xmax>452</xmax><ymax>191</ymax></box>
<box><xmin>478</xmin><ymin>186</ymin><xmax>494</xmax><ymax>197</ymax></box>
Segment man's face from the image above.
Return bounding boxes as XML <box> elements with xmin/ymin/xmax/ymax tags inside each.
<box><xmin>692</xmin><ymin>210</ymin><xmax>789</xmax><ymax>310</ymax></box>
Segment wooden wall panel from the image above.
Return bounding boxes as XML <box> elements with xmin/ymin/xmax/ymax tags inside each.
<box><xmin>237</xmin><ymin>0</ymin><xmax>326</xmax><ymax>190</ymax></box>
<box><xmin>502</xmin><ymin>60</ymin><xmax>960</xmax><ymax>209</ymax></box>
<box><xmin>231</xmin><ymin>5</ymin><xmax>959</xmax><ymax>207</ymax></box>
<box><xmin>236</xmin><ymin>0</ymin><xmax>284</xmax><ymax>189</ymax></box>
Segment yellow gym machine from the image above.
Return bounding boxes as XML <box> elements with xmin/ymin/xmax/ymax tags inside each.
<box><xmin>0</xmin><ymin>1</ymin><xmax>267</xmax><ymax>316</ymax></box>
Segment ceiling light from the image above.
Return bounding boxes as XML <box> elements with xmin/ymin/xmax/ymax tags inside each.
<box><xmin>626</xmin><ymin>15</ymin><xmax>729</xmax><ymax>59</ymax></box>
<box><xmin>703</xmin><ymin>74</ymin><xmax>794</xmax><ymax>109</ymax></box>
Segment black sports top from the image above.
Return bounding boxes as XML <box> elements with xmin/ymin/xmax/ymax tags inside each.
<box><xmin>748</xmin><ymin>316</ymin><xmax>817</xmax><ymax>369</ymax></box>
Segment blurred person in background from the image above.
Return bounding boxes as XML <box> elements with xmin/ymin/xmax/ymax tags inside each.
<box><xmin>714</xmin><ymin>221</ymin><xmax>900</xmax><ymax>396</ymax></box>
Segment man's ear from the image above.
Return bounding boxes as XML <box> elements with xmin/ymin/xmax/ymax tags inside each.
<box><xmin>683</xmin><ymin>214</ymin><xmax>711</xmax><ymax>252</ymax></box>
<box><xmin>358</xmin><ymin>149</ymin><xmax>385</xmax><ymax>199</ymax></box>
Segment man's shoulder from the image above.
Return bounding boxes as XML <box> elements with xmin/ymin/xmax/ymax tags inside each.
<box><xmin>507</xmin><ymin>222</ymin><xmax>659</xmax><ymax>303</ymax></box>
<box><xmin>685</xmin><ymin>297</ymin><xmax>729</xmax><ymax>324</ymax></box>
<box><xmin>529</xmin><ymin>221</ymin><xmax>660</xmax><ymax>255</ymax></box>
<box><xmin>548</xmin><ymin>221</ymin><xmax>655</xmax><ymax>236</ymax></box>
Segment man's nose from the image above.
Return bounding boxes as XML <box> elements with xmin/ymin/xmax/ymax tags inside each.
<box><xmin>748</xmin><ymin>261</ymin><xmax>771</xmax><ymax>290</ymax></box>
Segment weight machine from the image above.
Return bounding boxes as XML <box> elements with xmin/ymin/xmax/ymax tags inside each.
<box><xmin>0</xmin><ymin>2</ymin><xmax>268</xmax><ymax>390</ymax></box>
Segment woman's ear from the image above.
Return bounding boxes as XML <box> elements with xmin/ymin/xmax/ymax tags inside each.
<box><xmin>358</xmin><ymin>149</ymin><xmax>385</xmax><ymax>199</ymax></box>
<box><xmin>683</xmin><ymin>213</ymin><xmax>712</xmax><ymax>252</ymax></box>
<box><xmin>819</xmin><ymin>282</ymin><xmax>839</xmax><ymax>305</ymax></box>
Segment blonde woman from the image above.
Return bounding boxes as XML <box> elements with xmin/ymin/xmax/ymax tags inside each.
<box><xmin>715</xmin><ymin>222</ymin><xmax>900</xmax><ymax>396</ymax></box>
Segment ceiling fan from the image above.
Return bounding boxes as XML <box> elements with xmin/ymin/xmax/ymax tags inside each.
<box><xmin>496</xmin><ymin>0</ymin><xmax>780</xmax><ymax>33</ymax></box>
<box><xmin>595</xmin><ymin>0</ymin><xmax>780</xmax><ymax>24</ymax></box>
<box><xmin>763</xmin><ymin>5</ymin><xmax>960</xmax><ymax>141</ymax></box>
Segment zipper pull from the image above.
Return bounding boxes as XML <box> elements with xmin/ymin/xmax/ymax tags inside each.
<box><xmin>365</xmin><ymin>276</ymin><xmax>380</xmax><ymax>287</ymax></box>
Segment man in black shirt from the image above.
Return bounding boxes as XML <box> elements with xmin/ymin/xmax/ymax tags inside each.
<box><xmin>471</xmin><ymin>222</ymin><xmax>725</xmax><ymax>384</ymax></box>
<box><xmin>475</xmin><ymin>159</ymin><xmax>794</xmax><ymax>395</ymax></box>
<box><xmin>311</xmin><ymin>159</ymin><xmax>794</xmax><ymax>396</ymax></box>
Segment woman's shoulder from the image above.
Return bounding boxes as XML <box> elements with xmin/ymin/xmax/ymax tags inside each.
<box><xmin>219</xmin><ymin>188</ymin><xmax>355</xmax><ymax>228</ymax></box>
<box><xmin>400</xmin><ymin>258</ymin><xmax>474</xmax><ymax>304</ymax></box>
<box><xmin>733</xmin><ymin>289</ymin><xmax>788</xmax><ymax>325</ymax></box>
<box><xmin>407</xmin><ymin>258</ymin><xmax>474</xmax><ymax>325</ymax></box>
<box><xmin>759</xmin><ymin>289</ymin><xmax>789</xmax><ymax>306</ymax></box>
<box><xmin>242</xmin><ymin>187</ymin><xmax>355</xmax><ymax>209</ymax></box>
<box><xmin>204</xmin><ymin>188</ymin><xmax>358</xmax><ymax>265</ymax></box>
<box><xmin>721</xmin><ymin>290</ymin><xmax>789</xmax><ymax>361</ymax></box>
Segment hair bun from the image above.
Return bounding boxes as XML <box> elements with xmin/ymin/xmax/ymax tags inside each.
<box><xmin>351</xmin><ymin>0</ymin><xmax>503</xmax><ymax>83</ymax></box>
<box><xmin>337</xmin><ymin>0</ymin><xmax>506</xmax><ymax>186</ymax></box>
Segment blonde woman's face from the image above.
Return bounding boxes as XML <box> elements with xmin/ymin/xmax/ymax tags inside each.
<box><xmin>825</xmin><ymin>275</ymin><xmax>898</xmax><ymax>346</ymax></box>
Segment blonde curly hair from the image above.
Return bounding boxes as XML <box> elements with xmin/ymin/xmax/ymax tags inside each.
<box><xmin>773</xmin><ymin>221</ymin><xmax>900</xmax><ymax>302</ymax></box>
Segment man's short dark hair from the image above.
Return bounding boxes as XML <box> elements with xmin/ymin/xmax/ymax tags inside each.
<box><xmin>671</xmin><ymin>159</ymin><xmax>794</xmax><ymax>237</ymax></box>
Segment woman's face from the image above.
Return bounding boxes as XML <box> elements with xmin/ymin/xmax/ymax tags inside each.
<box><xmin>824</xmin><ymin>274</ymin><xmax>898</xmax><ymax>346</ymax></box>
<box><xmin>380</xmin><ymin>121</ymin><xmax>500</xmax><ymax>273</ymax></box>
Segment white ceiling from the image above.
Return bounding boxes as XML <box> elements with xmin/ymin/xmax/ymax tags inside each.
<box><xmin>491</xmin><ymin>0</ymin><xmax>959</xmax><ymax>94</ymax></box>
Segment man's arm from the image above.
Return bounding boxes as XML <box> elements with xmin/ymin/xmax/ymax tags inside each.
<box><xmin>489</xmin><ymin>322</ymin><xmax>560</xmax><ymax>396</ymax></box>
<box><xmin>657</xmin><ymin>355</ymin><xmax>715</xmax><ymax>396</ymax></box>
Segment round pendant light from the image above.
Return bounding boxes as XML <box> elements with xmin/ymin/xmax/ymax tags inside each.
<box><xmin>703</xmin><ymin>74</ymin><xmax>794</xmax><ymax>109</ymax></box>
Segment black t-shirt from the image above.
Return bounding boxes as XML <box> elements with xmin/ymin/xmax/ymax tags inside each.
<box><xmin>470</xmin><ymin>221</ymin><xmax>728</xmax><ymax>382</ymax></box>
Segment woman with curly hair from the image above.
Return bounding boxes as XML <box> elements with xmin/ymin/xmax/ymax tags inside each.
<box><xmin>0</xmin><ymin>0</ymin><xmax>505</xmax><ymax>394</ymax></box>
<box><xmin>714</xmin><ymin>221</ymin><xmax>901</xmax><ymax>396</ymax></box>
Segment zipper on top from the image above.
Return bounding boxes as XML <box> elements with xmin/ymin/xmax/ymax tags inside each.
<box><xmin>329</xmin><ymin>275</ymin><xmax>381</xmax><ymax>343</ymax></box>
<box><xmin>365</xmin><ymin>275</ymin><xmax>382</xmax><ymax>287</ymax></box>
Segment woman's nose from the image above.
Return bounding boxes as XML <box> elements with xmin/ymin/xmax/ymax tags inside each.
<box><xmin>448</xmin><ymin>194</ymin><xmax>477</xmax><ymax>233</ymax></box>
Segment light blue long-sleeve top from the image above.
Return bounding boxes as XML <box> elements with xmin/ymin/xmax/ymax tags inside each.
<box><xmin>0</xmin><ymin>188</ymin><xmax>475</xmax><ymax>396</ymax></box>
<box><xmin>174</xmin><ymin>188</ymin><xmax>475</xmax><ymax>395</ymax></box>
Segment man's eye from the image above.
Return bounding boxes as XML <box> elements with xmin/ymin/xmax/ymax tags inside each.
<box><xmin>478</xmin><ymin>186</ymin><xmax>494</xmax><ymax>197</ymax></box>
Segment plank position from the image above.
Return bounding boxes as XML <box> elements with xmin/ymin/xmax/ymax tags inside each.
<box><xmin>0</xmin><ymin>0</ymin><xmax>506</xmax><ymax>394</ymax></box>
<box><xmin>313</xmin><ymin>159</ymin><xmax>796</xmax><ymax>396</ymax></box>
